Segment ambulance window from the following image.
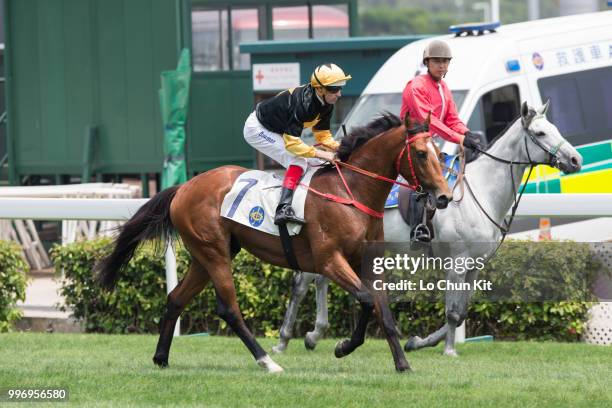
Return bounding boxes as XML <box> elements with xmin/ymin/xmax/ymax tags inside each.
<box><xmin>538</xmin><ymin>66</ymin><xmax>612</xmax><ymax>145</ymax></box>
<box><xmin>467</xmin><ymin>99</ymin><xmax>484</xmax><ymax>137</ymax></box>
<box><xmin>467</xmin><ymin>84</ymin><xmax>520</xmax><ymax>143</ymax></box>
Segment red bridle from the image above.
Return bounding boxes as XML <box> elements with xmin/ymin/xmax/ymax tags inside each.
<box><xmin>304</xmin><ymin>131</ymin><xmax>432</xmax><ymax>218</ymax></box>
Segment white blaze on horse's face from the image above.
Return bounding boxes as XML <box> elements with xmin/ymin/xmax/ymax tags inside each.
<box><xmin>521</xmin><ymin>102</ymin><xmax>583</xmax><ymax>174</ymax></box>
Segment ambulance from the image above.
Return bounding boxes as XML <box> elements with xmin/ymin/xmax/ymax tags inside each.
<box><xmin>342</xmin><ymin>11</ymin><xmax>612</xmax><ymax>195</ymax></box>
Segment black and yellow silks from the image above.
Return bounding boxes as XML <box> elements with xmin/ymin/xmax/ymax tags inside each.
<box><xmin>255</xmin><ymin>84</ymin><xmax>339</xmax><ymax>158</ymax></box>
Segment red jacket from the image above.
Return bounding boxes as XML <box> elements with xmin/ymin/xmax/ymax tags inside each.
<box><xmin>400</xmin><ymin>74</ymin><xmax>468</xmax><ymax>144</ymax></box>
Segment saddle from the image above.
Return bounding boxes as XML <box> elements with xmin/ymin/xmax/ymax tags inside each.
<box><xmin>397</xmin><ymin>187</ymin><xmax>436</xmax><ymax>240</ymax></box>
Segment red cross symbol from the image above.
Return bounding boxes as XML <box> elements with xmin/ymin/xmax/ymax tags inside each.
<box><xmin>255</xmin><ymin>70</ymin><xmax>265</xmax><ymax>84</ymax></box>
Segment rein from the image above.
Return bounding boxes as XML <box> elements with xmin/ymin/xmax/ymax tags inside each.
<box><xmin>459</xmin><ymin>121</ymin><xmax>566</xmax><ymax>257</ymax></box>
<box><xmin>304</xmin><ymin>131</ymin><xmax>429</xmax><ymax>219</ymax></box>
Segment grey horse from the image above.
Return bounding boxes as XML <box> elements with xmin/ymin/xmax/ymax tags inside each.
<box><xmin>272</xmin><ymin>102</ymin><xmax>583</xmax><ymax>356</ymax></box>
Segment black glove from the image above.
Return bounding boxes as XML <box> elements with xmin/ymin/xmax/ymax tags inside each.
<box><xmin>463</xmin><ymin>131</ymin><xmax>481</xmax><ymax>150</ymax></box>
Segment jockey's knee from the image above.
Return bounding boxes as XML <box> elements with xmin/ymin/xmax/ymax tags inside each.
<box><xmin>288</xmin><ymin>157</ymin><xmax>308</xmax><ymax>172</ymax></box>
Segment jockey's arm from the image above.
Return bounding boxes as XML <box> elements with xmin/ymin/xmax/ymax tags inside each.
<box><xmin>283</xmin><ymin>107</ymin><xmax>317</xmax><ymax>158</ymax></box>
<box><xmin>408</xmin><ymin>85</ymin><xmax>464</xmax><ymax>144</ymax></box>
<box><xmin>312</xmin><ymin>108</ymin><xmax>339</xmax><ymax>151</ymax></box>
<box><xmin>281</xmin><ymin>88</ymin><xmax>337</xmax><ymax>160</ymax></box>
<box><xmin>313</xmin><ymin>130</ymin><xmax>339</xmax><ymax>151</ymax></box>
<box><xmin>283</xmin><ymin>134</ymin><xmax>335</xmax><ymax>161</ymax></box>
<box><xmin>282</xmin><ymin>133</ymin><xmax>316</xmax><ymax>158</ymax></box>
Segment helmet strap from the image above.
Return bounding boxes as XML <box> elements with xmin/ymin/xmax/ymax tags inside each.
<box><xmin>314</xmin><ymin>87</ymin><xmax>326</xmax><ymax>103</ymax></box>
<box><xmin>313</xmin><ymin>68</ymin><xmax>326</xmax><ymax>88</ymax></box>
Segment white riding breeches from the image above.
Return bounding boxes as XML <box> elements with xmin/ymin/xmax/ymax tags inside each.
<box><xmin>243</xmin><ymin>111</ymin><xmax>311</xmax><ymax>171</ymax></box>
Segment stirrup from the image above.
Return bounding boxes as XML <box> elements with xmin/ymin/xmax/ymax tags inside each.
<box><xmin>410</xmin><ymin>224</ymin><xmax>431</xmax><ymax>244</ymax></box>
<box><xmin>274</xmin><ymin>204</ymin><xmax>305</xmax><ymax>225</ymax></box>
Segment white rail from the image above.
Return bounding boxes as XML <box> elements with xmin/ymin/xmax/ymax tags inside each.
<box><xmin>0</xmin><ymin>198</ymin><xmax>148</xmax><ymax>220</ymax></box>
<box><xmin>512</xmin><ymin>194</ymin><xmax>612</xmax><ymax>218</ymax></box>
<box><xmin>2</xmin><ymin>194</ymin><xmax>611</xmax><ymax>221</ymax></box>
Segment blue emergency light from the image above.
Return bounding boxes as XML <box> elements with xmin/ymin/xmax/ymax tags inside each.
<box><xmin>449</xmin><ymin>21</ymin><xmax>501</xmax><ymax>36</ymax></box>
<box><xmin>506</xmin><ymin>59</ymin><xmax>521</xmax><ymax>72</ymax></box>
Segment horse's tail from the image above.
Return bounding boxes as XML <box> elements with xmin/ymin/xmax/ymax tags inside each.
<box><xmin>95</xmin><ymin>186</ymin><xmax>180</xmax><ymax>290</ymax></box>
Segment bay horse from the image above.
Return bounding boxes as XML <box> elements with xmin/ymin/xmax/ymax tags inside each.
<box><xmin>272</xmin><ymin>102</ymin><xmax>583</xmax><ymax>356</ymax></box>
<box><xmin>95</xmin><ymin>113</ymin><xmax>452</xmax><ymax>373</ymax></box>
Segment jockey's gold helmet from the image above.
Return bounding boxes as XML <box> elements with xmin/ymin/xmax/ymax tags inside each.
<box><xmin>422</xmin><ymin>40</ymin><xmax>452</xmax><ymax>64</ymax></box>
<box><xmin>310</xmin><ymin>63</ymin><xmax>352</xmax><ymax>90</ymax></box>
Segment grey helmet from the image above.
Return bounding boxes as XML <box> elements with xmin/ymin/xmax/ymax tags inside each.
<box><xmin>422</xmin><ymin>40</ymin><xmax>452</xmax><ymax>64</ymax></box>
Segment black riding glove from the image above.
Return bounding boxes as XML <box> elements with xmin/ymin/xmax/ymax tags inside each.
<box><xmin>463</xmin><ymin>131</ymin><xmax>481</xmax><ymax>150</ymax></box>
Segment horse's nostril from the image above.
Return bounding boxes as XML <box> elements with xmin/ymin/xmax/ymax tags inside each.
<box><xmin>570</xmin><ymin>156</ymin><xmax>579</xmax><ymax>167</ymax></box>
<box><xmin>436</xmin><ymin>195</ymin><xmax>449</xmax><ymax>209</ymax></box>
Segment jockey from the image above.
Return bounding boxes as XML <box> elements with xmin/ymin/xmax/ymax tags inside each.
<box><xmin>400</xmin><ymin>40</ymin><xmax>481</xmax><ymax>243</ymax></box>
<box><xmin>243</xmin><ymin>63</ymin><xmax>351</xmax><ymax>225</ymax></box>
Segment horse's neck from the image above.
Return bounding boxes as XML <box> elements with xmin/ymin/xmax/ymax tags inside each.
<box><xmin>344</xmin><ymin>133</ymin><xmax>401</xmax><ymax>211</ymax></box>
<box><xmin>464</xmin><ymin>121</ymin><xmax>529</xmax><ymax>224</ymax></box>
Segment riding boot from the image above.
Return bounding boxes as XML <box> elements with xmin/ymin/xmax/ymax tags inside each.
<box><xmin>275</xmin><ymin>187</ymin><xmax>305</xmax><ymax>225</ymax></box>
<box><xmin>274</xmin><ymin>165</ymin><xmax>305</xmax><ymax>225</ymax></box>
<box><xmin>409</xmin><ymin>192</ymin><xmax>431</xmax><ymax>244</ymax></box>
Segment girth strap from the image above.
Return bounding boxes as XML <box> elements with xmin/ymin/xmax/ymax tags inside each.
<box><xmin>278</xmin><ymin>223</ymin><xmax>301</xmax><ymax>271</ymax></box>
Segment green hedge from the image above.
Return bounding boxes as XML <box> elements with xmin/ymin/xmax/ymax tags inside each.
<box><xmin>51</xmin><ymin>239</ymin><xmax>606</xmax><ymax>341</ymax></box>
<box><xmin>0</xmin><ymin>240</ymin><xmax>29</xmax><ymax>332</ymax></box>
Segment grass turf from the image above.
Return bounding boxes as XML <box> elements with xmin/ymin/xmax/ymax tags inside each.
<box><xmin>0</xmin><ymin>333</ymin><xmax>610</xmax><ymax>407</ymax></box>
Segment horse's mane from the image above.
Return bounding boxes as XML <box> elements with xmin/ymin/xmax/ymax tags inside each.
<box><xmin>335</xmin><ymin>111</ymin><xmax>402</xmax><ymax>162</ymax></box>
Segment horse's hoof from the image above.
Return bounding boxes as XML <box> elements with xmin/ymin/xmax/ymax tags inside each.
<box><xmin>404</xmin><ymin>336</ymin><xmax>421</xmax><ymax>352</ymax></box>
<box><xmin>334</xmin><ymin>339</ymin><xmax>351</xmax><ymax>358</ymax></box>
<box><xmin>443</xmin><ymin>348</ymin><xmax>459</xmax><ymax>357</ymax></box>
<box><xmin>272</xmin><ymin>343</ymin><xmax>287</xmax><ymax>354</ymax></box>
<box><xmin>304</xmin><ymin>332</ymin><xmax>318</xmax><ymax>351</ymax></box>
<box><xmin>257</xmin><ymin>355</ymin><xmax>284</xmax><ymax>374</ymax></box>
<box><xmin>153</xmin><ymin>355</ymin><xmax>168</xmax><ymax>368</ymax></box>
<box><xmin>395</xmin><ymin>362</ymin><xmax>412</xmax><ymax>373</ymax></box>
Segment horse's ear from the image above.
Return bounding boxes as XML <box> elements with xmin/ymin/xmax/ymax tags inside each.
<box><xmin>404</xmin><ymin>115</ymin><xmax>412</xmax><ymax>129</ymax></box>
<box><xmin>425</xmin><ymin>111</ymin><xmax>431</xmax><ymax>128</ymax></box>
<box><xmin>539</xmin><ymin>99</ymin><xmax>550</xmax><ymax>116</ymax></box>
<box><xmin>521</xmin><ymin>101</ymin><xmax>534</xmax><ymax>128</ymax></box>
<box><xmin>521</xmin><ymin>101</ymin><xmax>529</xmax><ymax>118</ymax></box>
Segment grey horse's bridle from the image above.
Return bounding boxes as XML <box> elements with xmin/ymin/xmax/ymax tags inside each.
<box><xmin>476</xmin><ymin>113</ymin><xmax>566</xmax><ymax>169</ymax></box>
<box><xmin>463</xmin><ymin>113</ymin><xmax>567</xmax><ymax>256</ymax></box>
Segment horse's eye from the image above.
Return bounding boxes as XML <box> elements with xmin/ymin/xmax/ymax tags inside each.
<box><xmin>417</xmin><ymin>151</ymin><xmax>427</xmax><ymax>159</ymax></box>
<box><xmin>535</xmin><ymin>131</ymin><xmax>545</xmax><ymax>136</ymax></box>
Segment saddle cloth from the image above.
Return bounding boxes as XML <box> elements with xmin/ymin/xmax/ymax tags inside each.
<box><xmin>384</xmin><ymin>153</ymin><xmax>461</xmax><ymax>209</ymax></box>
<box><xmin>220</xmin><ymin>167</ymin><xmax>317</xmax><ymax>236</ymax></box>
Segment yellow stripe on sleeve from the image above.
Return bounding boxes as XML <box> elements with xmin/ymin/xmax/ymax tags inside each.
<box><xmin>283</xmin><ymin>134</ymin><xmax>316</xmax><ymax>158</ymax></box>
<box><xmin>314</xmin><ymin>130</ymin><xmax>339</xmax><ymax>151</ymax></box>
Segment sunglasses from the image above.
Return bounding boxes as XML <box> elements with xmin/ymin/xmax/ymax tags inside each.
<box><xmin>325</xmin><ymin>86</ymin><xmax>343</xmax><ymax>94</ymax></box>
